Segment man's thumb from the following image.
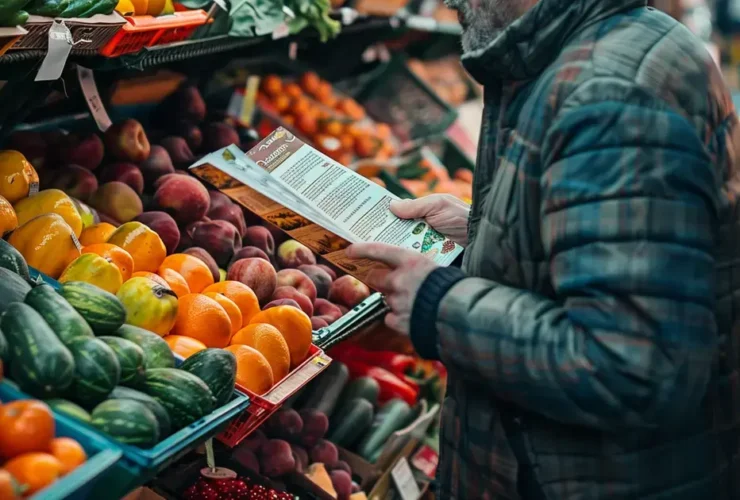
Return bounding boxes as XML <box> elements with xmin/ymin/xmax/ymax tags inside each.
<box><xmin>390</xmin><ymin>199</ymin><xmax>423</xmax><ymax>219</ymax></box>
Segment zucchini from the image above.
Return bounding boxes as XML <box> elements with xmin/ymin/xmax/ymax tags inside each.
<box><xmin>0</xmin><ymin>0</ymin><xmax>30</xmax><ymax>20</ymax></box>
<box><xmin>27</xmin><ymin>0</ymin><xmax>70</xmax><ymax>16</ymax></box>
<box><xmin>59</xmin><ymin>0</ymin><xmax>92</xmax><ymax>17</ymax></box>
<box><xmin>300</xmin><ymin>361</ymin><xmax>349</xmax><ymax>417</ymax></box>
<box><xmin>328</xmin><ymin>398</ymin><xmax>374</xmax><ymax>449</ymax></box>
<box><xmin>339</xmin><ymin>377</ymin><xmax>380</xmax><ymax>407</ymax></box>
<box><xmin>0</xmin><ymin>10</ymin><xmax>28</xmax><ymax>26</ymax></box>
<box><xmin>77</xmin><ymin>0</ymin><xmax>115</xmax><ymax>16</ymax></box>
<box><xmin>357</xmin><ymin>398</ymin><xmax>412</xmax><ymax>461</ymax></box>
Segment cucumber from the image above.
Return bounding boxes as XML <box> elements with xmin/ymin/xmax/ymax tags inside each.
<box><xmin>339</xmin><ymin>377</ymin><xmax>380</xmax><ymax>407</ymax></box>
<box><xmin>0</xmin><ymin>10</ymin><xmax>28</xmax><ymax>26</ymax></box>
<box><xmin>328</xmin><ymin>398</ymin><xmax>374</xmax><ymax>449</ymax></box>
<box><xmin>357</xmin><ymin>398</ymin><xmax>412</xmax><ymax>461</ymax></box>
<box><xmin>25</xmin><ymin>284</ymin><xmax>94</xmax><ymax>345</ymax></box>
<box><xmin>78</xmin><ymin>0</ymin><xmax>115</xmax><ymax>16</ymax></box>
<box><xmin>46</xmin><ymin>398</ymin><xmax>92</xmax><ymax>423</ymax></box>
<box><xmin>27</xmin><ymin>0</ymin><xmax>70</xmax><ymax>16</ymax></box>
<box><xmin>1</xmin><ymin>302</ymin><xmax>75</xmax><ymax>398</ymax></box>
<box><xmin>300</xmin><ymin>361</ymin><xmax>348</xmax><ymax>417</ymax></box>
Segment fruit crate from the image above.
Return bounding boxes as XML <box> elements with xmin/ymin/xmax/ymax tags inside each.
<box><xmin>217</xmin><ymin>344</ymin><xmax>332</xmax><ymax>448</ymax></box>
<box><xmin>0</xmin><ymin>26</ymin><xmax>27</xmax><ymax>56</ymax></box>
<box><xmin>10</xmin><ymin>14</ymin><xmax>126</xmax><ymax>54</ymax></box>
<box><xmin>99</xmin><ymin>10</ymin><xmax>209</xmax><ymax>58</ymax></box>
<box><xmin>355</xmin><ymin>55</ymin><xmax>458</xmax><ymax>143</ymax></box>
<box><xmin>0</xmin><ymin>382</ymin><xmax>123</xmax><ymax>500</ymax></box>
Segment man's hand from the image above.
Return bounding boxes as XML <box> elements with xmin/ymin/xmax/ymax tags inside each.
<box><xmin>390</xmin><ymin>194</ymin><xmax>470</xmax><ymax>247</ymax></box>
<box><xmin>346</xmin><ymin>242</ymin><xmax>439</xmax><ymax>334</ymax></box>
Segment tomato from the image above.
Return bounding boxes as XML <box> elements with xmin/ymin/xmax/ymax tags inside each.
<box><xmin>0</xmin><ymin>401</ymin><xmax>55</xmax><ymax>460</ymax></box>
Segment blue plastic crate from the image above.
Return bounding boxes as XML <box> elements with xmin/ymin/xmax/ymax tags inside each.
<box><xmin>0</xmin><ymin>382</ymin><xmax>122</xmax><ymax>500</ymax></box>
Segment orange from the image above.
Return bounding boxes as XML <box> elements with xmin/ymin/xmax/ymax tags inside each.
<box><xmin>165</xmin><ymin>335</ymin><xmax>207</xmax><ymax>359</ymax></box>
<box><xmin>146</xmin><ymin>0</ymin><xmax>165</xmax><ymax>15</ymax></box>
<box><xmin>231</xmin><ymin>323</ymin><xmax>290</xmax><ymax>381</ymax></box>
<box><xmin>107</xmin><ymin>221</ymin><xmax>166</xmax><ymax>273</ymax></box>
<box><xmin>129</xmin><ymin>0</ymin><xmax>148</xmax><ymax>15</ymax></box>
<box><xmin>249</xmin><ymin>306</ymin><xmax>312</xmax><ymax>368</ymax></box>
<box><xmin>81</xmin><ymin>243</ymin><xmax>134</xmax><ymax>282</ymax></box>
<box><xmin>296</xmin><ymin>114</ymin><xmax>318</xmax><ymax>137</ymax></box>
<box><xmin>49</xmin><ymin>438</ymin><xmax>86</xmax><ymax>476</ymax></box>
<box><xmin>0</xmin><ymin>195</ymin><xmax>17</xmax><ymax>236</ymax></box>
<box><xmin>158</xmin><ymin>254</ymin><xmax>214</xmax><ymax>293</ymax></box>
<box><xmin>79</xmin><ymin>222</ymin><xmax>117</xmax><ymax>246</ymax></box>
<box><xmin>375</xmin><ymin>123</ymin><xmax>392</xmax><ymax>140</ymax></box>
<box><xmin>0</xmin><ymin>400</ymin><xmax>55</xmax><ymax>460</ymax></box>
<box><xmin>261</xmin><ymin>75</ymin><xmax>283</xmax><ymax>98</ymax></box>
<box><xmin>204</xmin><ymin>292</ymin><xmax>242</xmax><ymax>336</ymax></box>
<box><xmin>170</xmin><ymin>293</ymin><xmax>232</xmax><ymax>348</ymax></box>
<box><xmin>283</xmin><ymin>83</ymin><xmax>302</xmax><ymax>100</ymax></box>
<box><xmin>273</xmin><ymin>95</ymin><xmax>291</xmax><ymax>114</ymax></box>
<box><xmin>454</xmin><ymin>168</ymin><xmax>474</xmax><ymax>184</ymax></box>
<box><xmin>131</xmin><ymin>271</ymin><xmax>169</xmax><ymax>289</ymax></box>
<box><xmin>3</xmin><ymin>453</ymin><xmax>62</xmax><ymax>496</ymax></box>
<box><xmin>202</xmin><ymin>281</ymin><xmax>260</xmax><ymax>327</ymax></box>
<box><xmin>225</xmin><ymin>344</ymin><xmax>274</xmax><ymax>395</ymax></box>
<box><xmin>158</xmin><ymin>268</ymin><xmax>190</xmax><ymax>297</ymax></box>
<box><xmin>299</xmin><ymin>72</ymin><xmax>321</xmax><ymax>94</ymax></box>
<box><xmin>0</xmin><ymin>469</ymin><xmax>21</xmax><ymax>500</ymax></box>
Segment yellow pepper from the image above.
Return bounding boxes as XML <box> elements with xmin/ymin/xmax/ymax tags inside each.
<box><xmin>14</xmin><ymin>189</ymin><xmax>83</xmax><ymax>238</ymax></box>
<box><xmin>8</xmin><ymin>213</ymin><xmax>81</xmax><ymax>279</ymax></box>
<box><xmin>0</xmin><ymin>195</ymin><xmax>18</xmax><ymax>236</ymax></box>
<box><xmin>117</xmin><ymin>277</ymin><xmax>178</xmax><ymax>336</ymax></box>
<box><xmin>0</xmin><ymin>150</ymin><xmax>39</xmax><ymax>204</ymax></box>
<box><xmin>59</xmin><ymin>253</ymin><xmax>123</xmax><ymax>294</ymax></box>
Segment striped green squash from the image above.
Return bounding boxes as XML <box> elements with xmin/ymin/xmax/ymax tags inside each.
<box><xmin>60</xmin><ymin>281</ymin><xmax>126</xmax><ymax>335</ymax></box>
<box><xmin>1</xmin><ymin>303</ymin><xmax>75</xmax><ymax>398</ymax></box>
<box><xmin>180</xmin><ymin>348</ymin><xmax>236</xmax><ymax>408</ymax></box>
<box><xmin>99</xmin><ymin>336</ymin><xmax>146</xmax><ymax>387</ymax></box>
<box><xmin>143</xmin><ymin>368</ymin><xmax>214</xmax><ymax>431</ymax></box>
<box><xmin>108</xmin><ymin>386</ymin><xmax>171</xmax><ymax>438</ymax></box>
<box><xmin>26</xmin><ymin>284</ymin><xmax>94</xmax><ymax>345</ymax></box>
<box><xmin>113</xmin><ymin>324</ymin><xmax>175</xmax><ymax>369</ymax></box>
<box><xmin>91</xmin><ymin>399</ymin><xmax>160</xmax><ymax>448</ymax></box>
<box><xmin>46</xmin><ymin>398</ymin><xmax>92</xmax><ymax>423</ymax></box>
<box><xmin>66</xmin><ymin>337</ymin><xmax>121</xmax><ymax>408</ymax></box>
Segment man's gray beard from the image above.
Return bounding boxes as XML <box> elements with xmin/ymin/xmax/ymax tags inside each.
<box><xmin>447</xmin><ymin>0</ymin><xmax>530</xmax><ymax>53</ymax></box>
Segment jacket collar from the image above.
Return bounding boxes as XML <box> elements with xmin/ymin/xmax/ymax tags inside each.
<box><xmin>461</xmin><ymin>0</ymin><xmax>648</xmax><ymax>83</ymax></box>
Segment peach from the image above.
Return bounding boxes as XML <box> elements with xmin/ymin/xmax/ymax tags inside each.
<box><xmin>157</xmin><ymin>85</ymin><xmax>207</xmax><ymax>124</ymax></box>
<box><xmin>190</xmin><ymin>219</ymin><xmax>242</xmax><ymax>267</ymax></box>
<box><xmin>209</xmin><ymin>189</ymin><xmax>233</xmax><ymax>213</ymax></box>
<box><xmin>276</xmin><ymin>269</ymin><xmax>317</xmax><ymax>303</ymax></box>
<box><xmin>153</xmin><ymin>175</ymin><xmax>210</xmax><ymax>225</ymax></box>
<box><xmin>182</xmin><ymin>247</ymin><xmax>220</xmax><ymax>283</ymax></box>
<box><xmin>45</xmin><ymin>164</ymin><xmax>98</xmax><ymax>202</ymax></box>
<box><xmin>140</xmin><ymin>145</ymin><xmax>175</xmax><ymax>187</ymax></box>
<box><xmin>313</xmin><ymin>298</ymin><xmax>342</xmax><ymax>324</ymax></box>
<box><xmin>328</xmin><ymin>275</ymin><xmax>371</xmax><ymax>308</ymax></box>
<box><xmin>61</xmin><ymin>133</ymin><xmax>104</xmax><ymax>171</ymax></box>
<box><xmin>174</xmin><ymin>123</ymin><xmax>203</xmax><ymax>152</ymax></box>
<box><xmin>135</xmin><ymin>211</ymin><xmax>180</xmax><ymax>255</ymax></box>
<box><xmin>227</xmin><ymin>258</ymin><xmax>277</xmax><ymax>303</ymax></box>
<box><xmin>317</xmin><ymin>264</ymin><xmax>337</xmax><ymax>281</ymax></box>
<box><xmin>9</xmin><ymin>131</ymin><xmax>47</xmax><ymax>170</ymax></box>
<box><xmin>89</xmin><ymin>181</ymin><xmax>143</xmax><ymax>223</ymax></box>
<box><xmin>208</xmin><ymin>203</ymin><xmax>247</xmax><ymax>237</ymax></box>
<box><xmin>277</xmin><ymin>240</ymin><xmax>316</xmax><ymax>269</ymax></box>
<box><xmin>230</xmin><ymin>246</ymin><xmax>270</xmax><ymax>266</ymax></box>
<box><xmin>244</xmin><ymin>226</ymin><xmax>275</xmax><ymax>256</ymax></box>
<box><xmin>298</xmin><ymin>265</ymin><xmax>332</xmax><ymax>299</ymax></box>
<box><xmin>202</xmin><ymin>122</ymin><xmax>240</xmax><ymax>152</ymax></box>
<box><xmin>159</xmin><ymin>136</ymin><xmax>194</xmax><ymax>169</ymax></box>
<box><xmin>271</xmin><ymin>286</ymin><xmax>313</xmax><ymax>316</ymax></box>
<box><xmin>153</xmin><ymin>171</ymin><xmax>189</xmax><ymax>191</ymax></box>
<box><xmin>311</xmin><ymin>317</ymin><xmax>329</xmax><ymax>330</ymax></box>
<box><xmin>105</xmin><ymin>119</ymin><xmax>150</xmax><ymax>163</ymax></box>
<box><xmin>263</xmin><ymin>299</ymin><xmax>301</xmax><ymax>311</ymax></box>
<box><xmin>99</xmin><ymin>162</ymin><xmax>144</xmax><ymax>195</ymax></box>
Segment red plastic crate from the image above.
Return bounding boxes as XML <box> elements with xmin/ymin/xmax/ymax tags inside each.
<box><xmin>100</xmin><ymin>10</ymin><xmax>208</xmax><ymax>57</ymax></box>
<box><xmin>218</xmin><ymin>345</ymin><xmax>332</xmax><ymax>447</ymax></box>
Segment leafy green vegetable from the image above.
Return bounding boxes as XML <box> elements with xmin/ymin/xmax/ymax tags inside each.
<box><xmin>230</xmin><ymin>0</ymin><xmax>283</xmax><ymax>37</ymax></box>
<box><xmin>285</xmin><ymin>0</ymin><xmax>340</xmax><ymax>42</ymax></box>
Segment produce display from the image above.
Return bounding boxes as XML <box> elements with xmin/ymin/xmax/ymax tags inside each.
<box><xmin>0</xmin><ymin>394</ymin><xmax>88</xmax><ymax>497</ymax></box>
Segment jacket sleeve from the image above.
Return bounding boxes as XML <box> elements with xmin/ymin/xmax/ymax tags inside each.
<box><xmin>414</xmin><ymin>86</ymin><xmax>723</xmax><ymax>431</ymax></box>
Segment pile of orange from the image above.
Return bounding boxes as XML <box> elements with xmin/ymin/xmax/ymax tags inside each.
<box><xmin>258</xmin><ymin>73</ymin><xmax>395</xmax><ymax>167</ymax></box>
<box><xmin>0</xmin><ymin>399</ymin><xmax>87</xmax><ymax>498</ymax></box>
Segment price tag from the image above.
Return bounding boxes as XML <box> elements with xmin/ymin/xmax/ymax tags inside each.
<box><xmin>272</xmin><ymin>22</ymin><xmax>290</xmax><ymax>40</ymax></box>
<box><xmin>240</xmin><ymin>75</ymin><xmax>260</xmax><ymax>127</ymax></box>
<box><xmin>411</xmin><ymin>445</ymin><xmax>439</xmax><ymax>479</ymax></box>
<box><xmin>288</xmin><ymin>41</ymin><xmax>297</xmax><ymax>61</ymax></box>
<box><xmin>35</xmin><ymin>21</ymin><xmax>74</xmax><ymax>82</ymax></box>
<box><xmin>391</xmin><ymin>457</ymin><xmax>421</xmax><ymax>500</ymax></box>
<box><xmin>200</xmin><ymin>467</ymin><xmax>237</xmax><ymax>480</ymax></box>
<box><xmin>339</xmin><ymin>7</ymin><xmax>359</xmax><ymax>25</ymax></box>
<box><xmin>77</xmin><ymin>66</ymin><xmax>112</xmax><ymax>132</ymax></box>
<box><xmin>263</xmin><ymin>355</ymin><xmax>331</xmax><ymax>404</ymax></box>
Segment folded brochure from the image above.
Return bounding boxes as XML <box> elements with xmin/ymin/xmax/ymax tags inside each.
<box><xmin>190</xmin><ymin>127</ymin><xmax>463</xmax><ymax>283</ymax></box>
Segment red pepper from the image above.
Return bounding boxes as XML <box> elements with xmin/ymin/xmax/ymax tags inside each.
<box><xmin>329</xmin><ymin>344</ymin><xmax>416</xmax><ymax>377</ymax></box>
<box><xmin>342</xmin><ymin>359</ymin><xmax>419</xmax><ymax>406</ymax></box>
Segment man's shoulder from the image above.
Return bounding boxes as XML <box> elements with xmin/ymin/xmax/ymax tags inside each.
<box><xmin>535</xmin><ymin>7</ymin><xmax>731</xmax><ymax>128</ymax></box>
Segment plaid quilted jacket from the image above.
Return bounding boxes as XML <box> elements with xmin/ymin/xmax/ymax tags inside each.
<box><xmin>409</xmin><ymin>1</ymin><xmax>740</xmax><ymax>498</ymax></box>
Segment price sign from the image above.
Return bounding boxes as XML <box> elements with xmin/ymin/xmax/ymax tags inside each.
<box><xmin>391</xmin><ymin>457</ymin><xmax>421</xmax><ymax>500</ymax></box>
<box><xmin>77</xmin><ymin>66</ymin><xmax>112</xmax><ymax>132</ymax></box>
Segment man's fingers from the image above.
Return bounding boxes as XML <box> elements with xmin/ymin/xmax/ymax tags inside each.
<box><xmin>365</xmin><ymin>268</ymin><xmax>392</xmax><ymax>292</ymax></box>
<box><xmin>390</xmin><ymin>197</ymin><xmax>440</xmax><ymax>220</ymax></box>
<box><xmin>385</xmin><ymin>312</ymin><xmax>403</xmax><ymax>333</ymax></box>
<box><xmin>346</xmin><ymin>243</ymin><xmax>413</xmax><ymax>268</ymax></box>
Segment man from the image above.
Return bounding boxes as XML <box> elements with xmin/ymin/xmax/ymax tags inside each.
<box><xmin>347</xmin><ymin>0</ymin><xmax>740</xmax><ymax>498</ymax></box>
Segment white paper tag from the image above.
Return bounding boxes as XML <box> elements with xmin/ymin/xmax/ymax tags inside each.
<box><xmin>272</xmin><ymin>22</ymin><xmax>290</xmax><ymax>40</ymax></box>
<box><xmin>288</xmin><ymin>41</ymin><xmax>297</xmax><ymax>60</ymax></box>
<box><xmin>77</xmin><ymin>66</ymin><xmax>112</xmax><ymax>132</ymax></box>
<box><xmin>212</xmin><ymin>0</ymin><xmax>228</xmax><ymax>10</ymax></box>
<box><xmin>391</xmin><ymin>457</ymin><xmax>421</xmax><ymax>500</ymax></box>
<box><xmin>340</xmin><ymin>8</ymin><xmax>359</xmax><ymax>25</ymax></box>
<box><xmin>35</xmin><ymin>21</ymin><xmax>73</xmax><ymax>82</ymax></box>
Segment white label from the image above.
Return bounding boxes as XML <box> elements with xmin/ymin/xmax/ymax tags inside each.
<box><xmin>391</xmin><ymin>457</ymin><xmax>421</xmax><ymax>500</ymax></box>
<box><xmin>35</xmin><ymin>21</ymin><xmax>73</xmax><ymax>82</ymax></box>
<box><xmin>212</xmin><ymin>0</ymin><xmax>228</xmax><ymax>10</ymax></box>
<box><xmin>262</xmin><ymin>355</ymin><xmax>330</xmax><ymax>404</ymax></box>
<box><xmin>340</xmin><ymin>7</ymin><xmax>359</xmax><ymax>25</ymax></box>
<box><xmin>272</xmin><ymin>22</ymin><xmax>290</xmax><ymax>40</ymax></box>
<box><xmin>77</xmin><ymin>66</ymin><xmax>112</xmax><ymax>132</ymax></box>
<box><xmin>288</xmin><ymin>41</ymin><xmax>297</xmax><ymax>60</ymax></box>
